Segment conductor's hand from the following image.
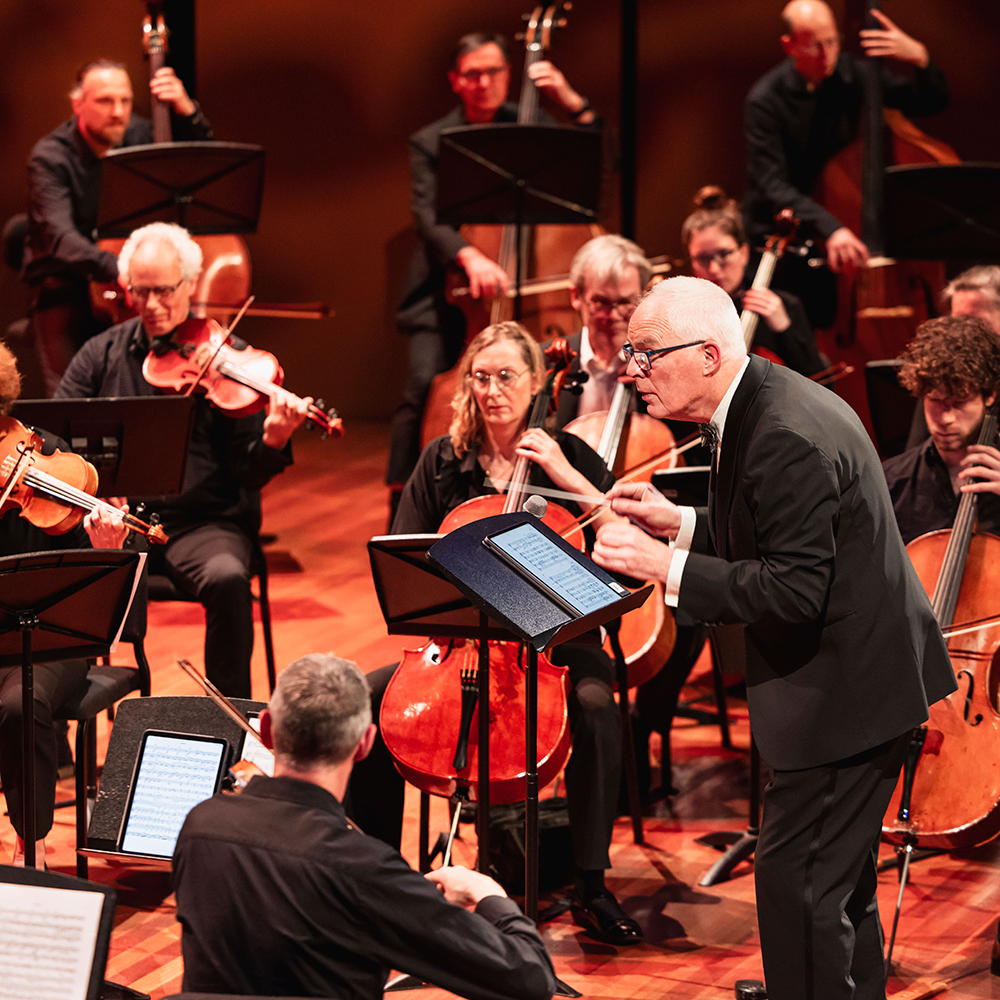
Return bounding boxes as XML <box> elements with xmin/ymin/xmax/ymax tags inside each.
<box><xmin>456</xmin><ymin>246</ymin><xmax>509</xmax><ymax>300</ymax></box>
<box><xmin>593</xmin><ymin>521</ymin><xmax>673</xmax><ymax>583</ymax></box>
<box><xmin>860</xmin><ymin>10</ymin><xmax>930</xmax><ymax>67</ymax></box>
<box><xmin>149</xmin><ymin>67</ymin><xmax>196</xmax><ymax>117</ymax></box>
<box><xmin>959</xmin><ymin>444</ymin><xmax>1000</xmax><ymax>496</ymax></box>
<box><xmin>84</xmin><ymin>500</ymin><xmax>129</xmax><ymax>549</ymax></box>
<box><xmin>262</xmin><ymin>387</ymin><xmax>311</xmax><ymax>450</ymax></box>
<box><xmin>604</xmin><ymin>481</ymin><xmax>683</xmax><ymax>539</ymax></box>
<box><xmin>825</xmin><ymin>227</ymin><xmax>869</xmax><ymax>274</ymax></box>
<box><xmin>425</xmin><ymin>865</ymin><xmax>507</xmax><ymax>912</ymax></box>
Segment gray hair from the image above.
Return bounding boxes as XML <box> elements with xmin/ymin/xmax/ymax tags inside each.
<box><xmin>640</xmin><ymin>275</ymin><xmax>746</xmax><ymax>357</ymax></box>
<box><xmin>118</xmin><ymin>222</ymin><xmax>203</xmax><ymax>283</ymax></box>
<box><xmin>943</xmin><ymin>264</ymin><xmax>1000</xmax><ymax>312</ymax></box>
<box><xmin>269</xmin><ymin>655</ymin><xmax>372</xmax><ymax>768</ymax></box>
<box><xmin>569</xmin><ymin>234</ymin><xmax>652</xmax><ymax>294</ymax></box>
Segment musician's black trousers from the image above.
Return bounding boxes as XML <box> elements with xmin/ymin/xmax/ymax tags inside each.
<box><xmin>754</xmin><ymin>733</ymin><xmax>909</xmax><ymax>1000</ymax></box>
<box><xmin>350</xmin><ymin>647</ymin><xmax>621</xmax><ymax>872</ymax></box>
<box><xmin>0</xmin><ymin>659</ymin><xmax>89</xmax><ymax>839</ymax></box>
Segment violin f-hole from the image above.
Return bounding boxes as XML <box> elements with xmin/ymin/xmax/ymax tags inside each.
<box><xmin>957</xmin><ymin>670</ymin><xmax>983</xmax><ymax>726</ymax></box>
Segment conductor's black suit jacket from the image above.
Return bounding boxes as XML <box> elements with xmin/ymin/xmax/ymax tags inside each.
<box><xmin>679</xmin><ymin>355</ymin><xmax>955</xmax><ymax>771</ymax></box>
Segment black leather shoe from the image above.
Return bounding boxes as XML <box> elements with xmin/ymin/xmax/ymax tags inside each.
<box><xmin>571</xmin><ymin>888</ymin><xmax>644</xmax><ymax>945</ymax></box>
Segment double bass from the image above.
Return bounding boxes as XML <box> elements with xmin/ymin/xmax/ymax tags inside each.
<box><xmin>883</xmin><ymin>403</ymin><xmax>1000</xmax><ymax>850</ymax></box>
<box><xmin>812</xmin><ymin>0</ymin><xmax>959</xmax><ymax>440</ymax></box>
<box><xmin>420</xmin><ymin>3</ymin><xmax>602</xmax><ymax>448</ymax></box>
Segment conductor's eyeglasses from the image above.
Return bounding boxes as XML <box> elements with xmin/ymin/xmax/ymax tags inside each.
<box><xmin>621</xmin><ymin>341</ymin><xmax>706</xmax><ymax>374</ymax></box>
<box><xmin>467</xmin><ymin>369</ymin><xmax>527</xmax><ymax>391</ymax></box>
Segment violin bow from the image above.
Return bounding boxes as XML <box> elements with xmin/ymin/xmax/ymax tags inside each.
<box><xmin>176</xmin><ymin>657</ymin><xmax>270</xmax><ymax>752</ymax></box>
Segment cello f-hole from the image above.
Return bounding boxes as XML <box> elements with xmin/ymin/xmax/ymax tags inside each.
<box><xmin>957</xmin><ymin>669</ymin><xmax>983</xmax><ymax>726</ymax></box>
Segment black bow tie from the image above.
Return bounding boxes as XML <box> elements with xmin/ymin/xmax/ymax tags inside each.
<box><xmin>699</xmin><ymin>423</ymin><xmax>719</xmax><ymax>451</ymax></box>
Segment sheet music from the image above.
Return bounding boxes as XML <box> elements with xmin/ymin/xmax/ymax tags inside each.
<box><xmin>109</xmin><ymin>550</ymin><xmax>146</xmax><ymax>652</ymax></box>
<box><xmin>121</xmin><ymin>733</ymin><xmax>225</xmax><ymax>856</ymax></box>
<box><xmin>243</xmin><ymin>717</ymin><xmax>274</xmax><ymax>776</ymax></box>
<box><xmin>0</xmin><ymin>882</ymin><xmax>104</xmax><ymax>1000</ymax></box>
<box><xmin>489</xmin><ymin>523</ymin><xmax>624</xmax><ymax>615</ymax></box>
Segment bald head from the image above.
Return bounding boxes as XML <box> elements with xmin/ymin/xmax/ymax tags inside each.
<box><xmin>782</xmin><ymin>0</ymin><xmax>840</xmax><ymax>84</ymax></box>
<box><xmin>626</xmin><ymin>277</ymin><xmax>747</xmax><ymax>423</ymax></box>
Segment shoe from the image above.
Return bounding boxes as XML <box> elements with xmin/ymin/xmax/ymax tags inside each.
<box><xmin>570</xmin><ymin>888</ymin><xmax>643</xmax><ymax>945</ymax></box>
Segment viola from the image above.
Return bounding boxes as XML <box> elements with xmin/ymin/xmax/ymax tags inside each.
<box><xmin>0</xmin><ymin>417</ymin><xmax>167</xmax><ymax>543</ymax></box>
<box><xmin>882</xmin><ymin>403</ymin><xmax>1000</xmax><ymax>849</ymax></box>
<box><xmin>142</xmin><ymin>316</ymin><xmax>344</xmax><ymax>438</ymax></box>
<box><xmin>381</xmin><ymin>340</ymin><xmax>586</xmax><ymax>805</ymax></box>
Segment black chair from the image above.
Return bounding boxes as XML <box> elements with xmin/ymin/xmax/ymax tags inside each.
<box><xmin>145</xmin><ymin>533</ymin><xmax>277</xmax><ymax>695</ymax></box>
<box><xmin>55</xmin><ymin>610</ymin><xmax>152</xmax><ymax>880</ymax></box>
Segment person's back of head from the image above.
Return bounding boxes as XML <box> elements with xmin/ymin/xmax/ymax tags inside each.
<box><xmin>269</xmin><ymin>654</ymin><xmax>372</xmax><ymax>770</ymax></box>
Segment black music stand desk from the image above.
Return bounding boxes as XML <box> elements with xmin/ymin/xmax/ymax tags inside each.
<box><xmin>0</xmin><ymin>549</ymin><xmax>143</xmax><ymax>867</ymax></box>
<box><xmin>369</xmin><ymin>513</ymin><xmax>651</xmax><ymax>923</ymax></box>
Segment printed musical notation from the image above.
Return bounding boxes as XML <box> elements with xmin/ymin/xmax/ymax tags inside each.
<box><xmin>0</xmin><ymin>882</ymin><xmax>104</xmax><ymax>1000</ymax></box>
<box><xmin>121</xmin><ymin>734</ymin><xmax>225</xmax><ymax>856</ymax></box>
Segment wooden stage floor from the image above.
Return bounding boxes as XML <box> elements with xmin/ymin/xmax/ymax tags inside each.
<box><xmin>3</xmin><ymin>422</ymin><xmax>1000</xmax><ymax>999</ymax></box>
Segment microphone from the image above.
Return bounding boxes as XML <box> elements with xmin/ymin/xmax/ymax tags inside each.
<box><xmin>523</xmin><ymin>494</ymin><xmax>547</xmax><ymax>519</ymax></box>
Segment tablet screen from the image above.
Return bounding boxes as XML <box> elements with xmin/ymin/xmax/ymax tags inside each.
<box><xmin>485</xmin><ymin>521</ymin><xmax>626</xmax><ymax>616</ymax></box>
<box><xmin>119</xmin><ymin>731</ymin><xmax>228</xmax><ymax>858</ymax></box>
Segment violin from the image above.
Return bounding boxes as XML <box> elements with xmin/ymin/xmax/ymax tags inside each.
<box><xmin>142</xmin><ymin>315</ymin><xmax>344</xmax><ymax>438</ymax></box>
<box><xmin>0</xmin><ymin>417</ymin><xmax>168</xmax><ymax>543</ymax></box>
<box><xmin>381</xmin><ymin>341</ymin><xmax>587</xmax><ymax>805</ymax></box>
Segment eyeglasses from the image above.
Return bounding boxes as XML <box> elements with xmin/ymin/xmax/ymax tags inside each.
<box><xmin>584</xmin><ymin>294</ymin><xmax>641</xmax><ymax>316</ymax></box>
<box><xmin>467</xmin><ymin>368</ymin><xmax>527</xmax><ymax>391</ymax></box>
<box><xmin>691</xmin><ymin>248</ymin><xmax>738</xmax><ymax>270</ymax></box>
<box><xmin>621</xmin><ymin>340</ymin><xmax>706</xmax><ymax>374</ymax></box>
<box><xmin>128</xmin><ymin>279</ymin><xmax>185</xmax><ymax>301</ymax></box>
<box><xmin>454</xmin><ymin>66</ymin><xmax>507</xmax><ymax>83</ymax></box>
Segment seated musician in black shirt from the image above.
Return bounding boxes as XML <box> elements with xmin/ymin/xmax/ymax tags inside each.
<box><xmin>883</xmin><ymin>315</ymin><xmax>1000</xmax><ymax>543</ymax></box>
<box><xmin>173</xmin><ymin>653</ymin><xmax>557</xmax><ymax>1000</ymax></box>
<box><xmin>23</xmin><ymin>59</ymin><xmax>213</xmax><ymax>392</ymax></box>
<box><xmin>0</xmin><ymin>340</ymin><xmax>127</xmax><ymax>866</ymax></box>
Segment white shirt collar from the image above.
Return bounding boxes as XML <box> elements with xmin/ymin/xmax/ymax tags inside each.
<box><xmin>708</xmin><ymin>356</ymin><xmax>751</xmax><ymax>446</ymax></box>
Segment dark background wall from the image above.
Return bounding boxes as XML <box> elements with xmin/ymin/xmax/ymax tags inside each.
<box><xmin>1</xmin><ymin>1</ymin><xmax>997</xmax><ymax>411</ymax></box>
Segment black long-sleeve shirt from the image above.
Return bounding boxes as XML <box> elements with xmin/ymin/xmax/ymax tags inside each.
<box><xmin>23</xmin><ymin>109</ymin><xmax>213</xmax><ymax>285</ymax></box>
<box><xmin>883</xmin><ymin>437</ymin><xmax>1000</xmax><ymax>545</ymax></box>
<box><xmin>743</xmin><ymin>54</ymin><xmax>948</xmax><ymax>246</ymax></box>
<box><xmin>53</xmin><ymin>317</ymin><xmax>291</xmax><ymax>537</ymax></box>
<box><xmin>173</xmin><ymin>775</ymin><xmax>556</xmax><ymax>1000</ymax></box>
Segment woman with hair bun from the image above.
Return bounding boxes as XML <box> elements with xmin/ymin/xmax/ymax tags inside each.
<box><xmin>682</xmin><ymin>186</ymin><xmax>824</xmax><ymax>376</ymax></box>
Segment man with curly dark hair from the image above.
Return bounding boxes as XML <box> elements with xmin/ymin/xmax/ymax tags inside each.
<box><xmin>883</xmin><ymin>314</ymin><xmax>1000</xmax><ymax>544</ymax></box>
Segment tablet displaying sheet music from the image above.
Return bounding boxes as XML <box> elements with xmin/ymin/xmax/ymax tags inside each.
<box><xmin>119</xmin><ymin>730</ymin><xmax>229</xmax><ymax>858</ymax></box>
<box><xmin>483</xmin><ymin>521</ymin><xmax>628</xmax><ymax>617</ymax></box>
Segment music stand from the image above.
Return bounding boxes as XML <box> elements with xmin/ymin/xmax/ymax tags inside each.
<box><xmin>884</xmin><ymin>163</ymin><xmax>1000</xmax><ymax>260</ymax></box>
<box><xmin>11</xmin><ymin>396</ymin><xmax>196</xmax><ymax>497</ymax></box>
<box><xmin>0</xmin><ymin>864</ymin><xmax>116</xmax><ymax>1000</ymax></box>
<box><xmin>0</xmin><ymin>550</ymin><xmax>143</xmax><ymax>867</ymax></box>
<box><xmin>369</xmin><ymin>521</ymin><xmax>651</xmax><ymax>922</ymax></box>
<box><xmin>96</xmin><ymin>142</ymin><xmax>265</xmax><ymax>237</ymax></box>
<box><xmin>436</xmin><ymin>124</ymin><xmax>601</xmax><ymax>319</ymax></box>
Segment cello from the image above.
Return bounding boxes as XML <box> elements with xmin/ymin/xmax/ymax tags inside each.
<box><xmin>380</xmin><ymin>339</ymin><xmax>588</xmax><ymax>806</ymax></box>
<box><xmin>883</xmin><ymin>402</ymin><xmax>1000</xmax><ymax>850</ymax></box>
<box><xmin>420</xmin><ymin>3</ymin><xmax>603</xmax><ymax>448</ymax></box>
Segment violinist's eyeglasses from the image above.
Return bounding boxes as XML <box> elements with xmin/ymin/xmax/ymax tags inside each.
<box><xmin>467</xmin><ymin>369</ymin><xmax>527</xmax><ymax>391</ymax></box>
<box><xmin>691</xmin><ymin>248</ymin><xmax>738</xmax><ymax>270</ymax></box>
<box><xmin>621</xmin><ymin>341</ymin><xmax>706</xmax><ymax>374</ymax></box>
<box><xmin>128</xmin><ymin>279</ymin><xmax>185</xmax><ymax>301</ymax></box>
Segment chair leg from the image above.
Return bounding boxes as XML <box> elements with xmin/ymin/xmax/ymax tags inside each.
<box><xmin>257</xmin><ymin>565</ymin><xmax>277</xmax><ymax>694</ymax></box>
<box><xmin>74</xmin><ymin>718</ymin><xmax>91</xmax><ymax>880</ymax></box>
